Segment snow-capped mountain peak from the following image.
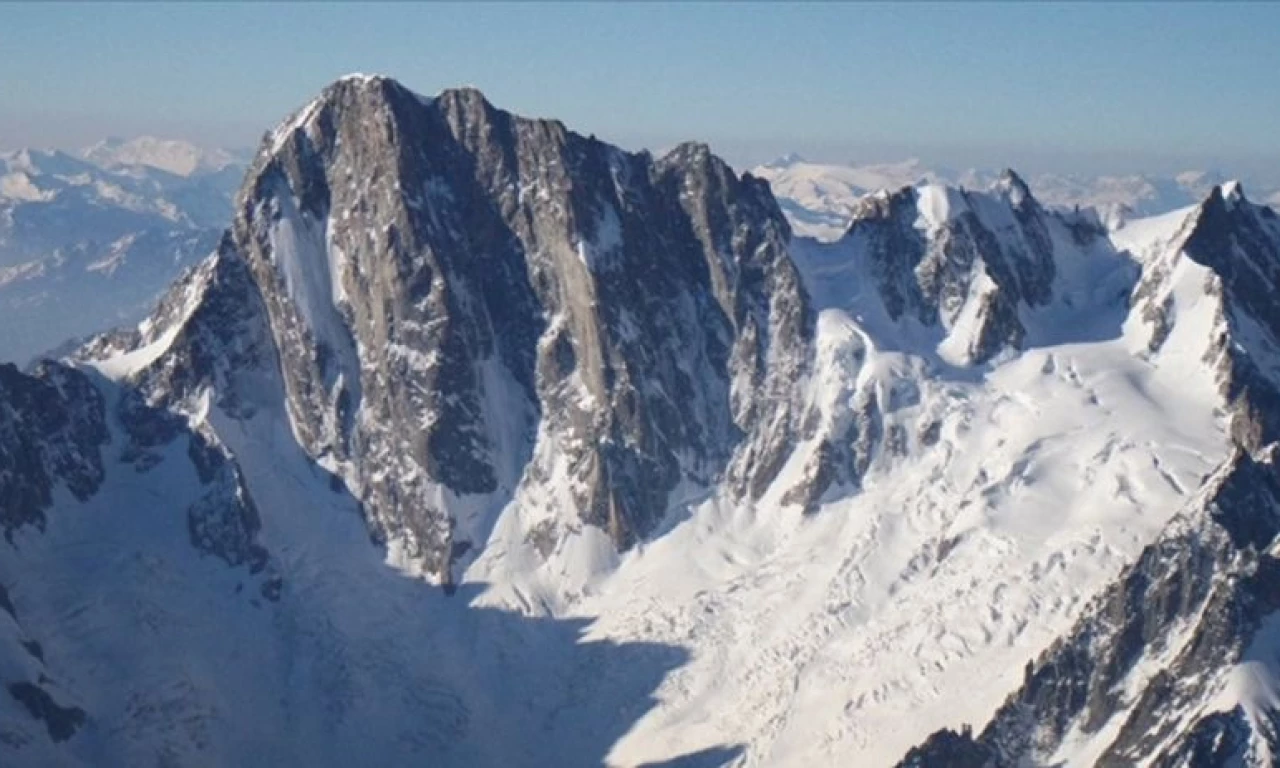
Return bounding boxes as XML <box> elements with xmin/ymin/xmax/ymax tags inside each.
<box><xmin>755</xmin><ymin>158</ymin><xmax>1280</xmax><ymax>241</ymax></box>
<box><xmin>89</xmin><ymin>75</ymin><xmax>810</xmax><ymax>594</ymax></box>
<box><xmin>8</xmin><ymin>77</ymin><xmax>1280</xmax><ymax>767</ymax></box>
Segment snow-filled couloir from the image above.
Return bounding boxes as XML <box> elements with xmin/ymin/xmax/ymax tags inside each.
<box><xmin>5</xmin><ymin>75</ymin><xmax>1280</xmax><ymax>767</ymax></box>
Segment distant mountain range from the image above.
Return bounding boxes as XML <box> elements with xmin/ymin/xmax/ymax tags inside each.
<box><xmin>7</xmin><ymin>76</ymin><xmax>1280</xmax><ymax>766</ymax></box>
<box><xmin>753</xmin><ymin>154</ymin><xmax>1280</xmax><ymax>240</ymax></box>
<box><xmin>4</xmin><ymin>138</ymin><xmax>1273</xmax><ymax>365</ymax></box>
<box><xmin>0</xmin><ymin>138</ymin><xmax>248</xmax><ymax>363</ymax></box>
<box><xmin>80</xmin><ymin>136</ymin><xmax>248</xmax><ymax>177</ymax></box>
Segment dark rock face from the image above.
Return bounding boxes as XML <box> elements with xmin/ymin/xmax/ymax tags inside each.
<box><xmin>1182</xmin><ymin>186</ymin><xmax>1280</xmax><ymax>450</ymax></box>
<box><xmin>210</xmin><ymin>75</ymin><xmax>810</xmax><ymax>578</ymax></box>
<box><xmin>1128</xmin><ymin>185</ymin><xmax>1280</xmax><ymax>451</ymax></box>
<box><xmin>185</xmin><ymin>426</ymin><xmax>270</xmax><ymax>575</ymax></box>
<box><xmin>1157</xmin><ymin>707</ymin><xmax>1274</xmax><ymax>767</ymax></box>
<box><xmin>898</xmin><ymin>725</ymin><xmax>996</xmax><ymax>768</ymax></box>
<box><xmin>0</xmin><ymin>362</ymin><xmax>108</xmax><ymax>534</ymax></box>
<box><xmin>895</xmin><ymin>446</ymin><xmax>1280</xmax><ymax>767</ymax></box>
<box><xmin>842</xmin><ymin>171</ymin><xmax>1056</xmax><ymax>364</ymax></box>
<box><xmin>2</xmin><ymin>345</ymin><xmax>272</xmax><ymax>578</ymax></box>
<box><xmin>1182</xmin><ymin>186</ymin><xmax>1280</xmax><ymax>339</ymax></box>
<box><xmin>85</xmin><ymin>240</ymin><xmax>281</xmax><ymax>421</ymax></box>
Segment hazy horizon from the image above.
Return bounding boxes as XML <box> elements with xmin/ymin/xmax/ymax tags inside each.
<box><xmin>6</xmin><ymin>119</ymin><xmax>1277</xmax><ymax>187</ymax></box>
<box><xmin>4</xmin><ymin>2</ymin><xmax>1279</xmax><ymax>180</ymax></box>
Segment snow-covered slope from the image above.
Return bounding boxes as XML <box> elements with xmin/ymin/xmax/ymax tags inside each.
<box><xmin>752</xmin><ymin>156</ymin><xmax>939</xmax><ymax>241</ymax></box>
<box><xmin>4</xmin><ymin>76</ymin><xmax>1280</xmax><ymax>767</ymax></box>
<box><xmin>573</xmin><ymin>177</ymin><xmax>1266</xmax><ymax>767</ymax></box>
<box><xmin>0</xmin><ymin>356</ymin><xmax>712</xmax><ymax>767</ymax></box>
<box><xmin>900</xmin><ymin>183</ymin><xmax>1280</xmax><ymax>766</ymax></box>
<box><xmin>755</xmin><ymin>155</ymin><xmax>1280</xmax><ymax>240</ymax></box>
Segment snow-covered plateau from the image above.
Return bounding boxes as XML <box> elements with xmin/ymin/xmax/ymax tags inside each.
<box><xmin>4</xmin><ymin>76</ymin><xmax>1280</xmax><ymax>767</ymax></box>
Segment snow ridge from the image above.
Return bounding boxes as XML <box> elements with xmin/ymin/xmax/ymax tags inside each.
<box><xmin>6</xmin><ymin>77</ymin><xmax>1280</xmax><ymax>768</ymax></box>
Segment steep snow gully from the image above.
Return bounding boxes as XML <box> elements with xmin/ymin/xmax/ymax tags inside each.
<box><xmin>5</xmin><ymin>75</ymin><xmax>1280</xmax><ymax>767</ymax></box>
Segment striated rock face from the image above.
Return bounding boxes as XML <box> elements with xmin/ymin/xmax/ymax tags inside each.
<box><xmin>192</xmin><ymin>75</ymin><xmax>812</xmax><ymax>579</ymax></box>
<box><xmin>1182</xmin><ymin>186</ymin><xmax>1280</xmax><ymax>450</ymax></box>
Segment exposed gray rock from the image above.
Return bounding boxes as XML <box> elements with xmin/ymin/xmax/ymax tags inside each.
<box><xmin>0</xmin><ymin>362</ymin><xmax>108</xmax><ymax>534</ymax></box>
<box><xmin>0</xmin><ymin>350</ymin><xmax>273</xmax><ymax>580</ymax></box>
<box><xmin>1129</xmin><ymin>185</ymin><xmax>1280</xmax><ymax>451</ymax></box>
<box><xmin>185</xmin><ymin>426</ymin><xmax>270</xmax><ymax>576</ymax></box>
<box><xmin>895</xmin><ymin>445</ymin><xmax>1280</xmax><ymax>767</ymax></box>
<box><xmin>175</xmin><ymin>75</ymin><xmax>814</xmax><ymax>580</ymax></box>
<box><xmin>841</xmin><ymin>171</ymin><xmax>1057</xmax><ymax>364</ymax></box>
<box><xmin>1183</xmin><ymin>187</ymin><xmax>1280</xmax><ymax>450</ymax></box>
<box><xmin>86</xmin><ymin>239</ymin><xmax>280</xmax><ymax>421</ymax></box>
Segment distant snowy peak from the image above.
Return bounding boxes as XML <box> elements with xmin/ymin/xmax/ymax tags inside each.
<box><xmin>0</xmin><ymin>137</ymin><xmax>245</xmax><ymax>361</ymax></box>
<box><xmin>751</xmin><ymin>157</ymin><xmax>940</xmax><ymax>241</ymax></box>
<box><xmin>81</xmin><ymin>136</ymin><xmax>247</xmax><ymax>177</ymax></box>
<box><xmin>1028</xmin><ymin>169</ymin><xmax>1236</xmax><ymax>227</ymax></box>
<box><xmin>0</xmin><ymin>141</ymin><xmax>244</xmax><ymax>233</ymax></box>
<box><xmin>760</xmin><ymin>151</ymin><xmax>807</xmax><ymax>168</ymax></box>
<box><xmin>756</xmin><ymin>158</ymin><xmax>1280</xmax><ymax>240</ymax></box>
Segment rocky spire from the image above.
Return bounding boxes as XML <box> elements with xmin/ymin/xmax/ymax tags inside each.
<box><xmin>130</xmin><ymin>75</ymin><xmax>812</xmax><ymax>582</ymax></box>
<box><xmin>839</xmin><ymin>172</ymin><xmax>1057</xmax><ymax>364</ymax></box>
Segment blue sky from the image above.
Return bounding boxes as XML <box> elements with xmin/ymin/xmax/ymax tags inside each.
<box><xmin>2</xmin><ymin>2</ymin><xmax>1278</xmax><ymax>176</ymax></box>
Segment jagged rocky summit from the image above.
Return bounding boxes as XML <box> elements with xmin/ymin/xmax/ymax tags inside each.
<box><xmin>4</xmin><ymin>73</ymin><xmax>1280</xmax><ymax>766</ymax></box>
<box><xmin>187</xmin><ymin>74</ymin><xmax>811</xmax><ymax>582</ymax></box>
<box><xmin>896</xmin><ymin>185</ymin><xmax>1280</xmax><ymax>765</ymax></box>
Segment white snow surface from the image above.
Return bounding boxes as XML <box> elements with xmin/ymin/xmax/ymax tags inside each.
<box><xmin>752</xmin><ymin>157</ymin><xmax>939</xmax><ymax>241</ymax></box>
<box><xmin>754</xmin><ymin>155</ymin><xmax>1280</xmax><ymax>240</ymax></box>
<box><xmin>20</xmin><ymin>199</ymin><xmax>1252</xmax><ymax>766</ymax></box>
<box><xmin>80</xmin><ymin>136</ymin><xmax>245</xmax><ymax>177</ymax></box>
<box><xmin>469</xmin><ymin>206</ymin><xmax>1233</xmax><ymax>765</ymax></box>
